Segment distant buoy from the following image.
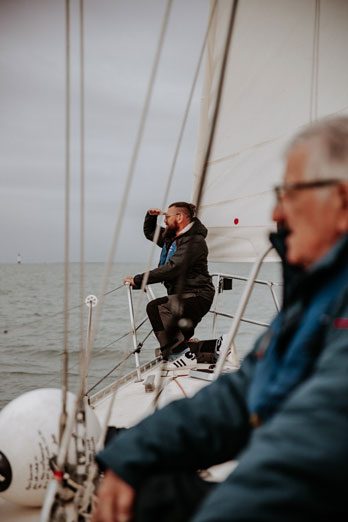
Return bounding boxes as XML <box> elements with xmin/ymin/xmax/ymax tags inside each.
<box><xmin>0</xmin><ymin>388</ymin><xmax>101</xmax><ymax>507</ymax></box>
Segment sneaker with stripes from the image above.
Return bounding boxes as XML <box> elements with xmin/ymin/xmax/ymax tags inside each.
<box><xmin>163</xmin><ymin>348</ymin><xmax>197</xmax><ymax>370</ymax></box>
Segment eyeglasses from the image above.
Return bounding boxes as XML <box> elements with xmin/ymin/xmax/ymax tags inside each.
<box><xmin>163</xmin><ymin>212</ymin><xmax>180</xmax><ymax>219</ymax></box>
<box><xmin>273</xmin><ymin>179</ymin><xmax>343</xmax><ymax>201</ymax></box>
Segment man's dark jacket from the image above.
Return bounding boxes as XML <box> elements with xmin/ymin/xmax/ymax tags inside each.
<box><xmin>133</xmin><ymin>213</ymin><xmax>214</xmax><ymax>301</ymax></box>
<box><xmin>97</xmin><ymin>234</ymin><xmax>348</xmax><ymax>521</ymax></box>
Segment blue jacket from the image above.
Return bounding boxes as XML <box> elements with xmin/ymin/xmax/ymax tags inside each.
<box><xmin>97</xmin><ymin>234</ymin><xmax>348</xmax><ymax>521</ymax></box>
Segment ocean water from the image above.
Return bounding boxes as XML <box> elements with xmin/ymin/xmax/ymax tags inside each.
<box><xmin>0</xmin><ymin>261</ymin><xmax>282</xmax><ymax>410</ymax></box>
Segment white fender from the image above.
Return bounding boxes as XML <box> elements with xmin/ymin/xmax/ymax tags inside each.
<box><xmin>0</xmin><ymin>388</ymin><xmax>101</xmax><ymax>507</ymax></box>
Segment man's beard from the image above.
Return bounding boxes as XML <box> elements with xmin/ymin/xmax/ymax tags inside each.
<box><xmin>163</xmin><ymin>222</ymin><xmax>179</xmax><ymax>239</ymax></box>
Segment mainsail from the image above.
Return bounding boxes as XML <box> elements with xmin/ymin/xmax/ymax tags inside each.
<box><xmin>193</xmin><ymin>0</ymin><xmax>348</xmax><ymax>262</ymax></box>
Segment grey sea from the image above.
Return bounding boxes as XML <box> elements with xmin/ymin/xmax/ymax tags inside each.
<box><xmin>0</xmin><ymin>262</ymin><xmax>282</xmax><ymax>410</ymax></box>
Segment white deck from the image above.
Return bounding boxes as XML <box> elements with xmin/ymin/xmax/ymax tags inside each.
<box><xmin>91</xmin><ymin>360</ymin><xmax>212</xmax><ymax>427</ymax></box>
<box><xmin>0</xmin><ymin>360</ymin><xmax>237</xmax><ymax>520</ymax></box>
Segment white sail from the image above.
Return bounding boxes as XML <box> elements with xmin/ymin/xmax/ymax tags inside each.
<box><xmin>193</xmin><ymin>0</ymin><xmax>348</xmax><ymax>262</ymax></box>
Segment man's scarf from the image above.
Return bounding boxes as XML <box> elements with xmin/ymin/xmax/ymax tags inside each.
<box><xmin>159</xmin><ymin>241</ymin><xmax>177</xmax><ymax>266</ymax></box>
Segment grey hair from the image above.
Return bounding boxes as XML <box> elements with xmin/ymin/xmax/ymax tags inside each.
<box><xmin>286</xmin><ymin>116</ymin><xmax>348</xmax><ymax>182</ymax></box>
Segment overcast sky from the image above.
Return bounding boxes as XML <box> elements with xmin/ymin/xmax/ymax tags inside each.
<box><xmin>0</xmin><ymin>0</ymin><xmax>210</xmax><ymax>263</ymax></box>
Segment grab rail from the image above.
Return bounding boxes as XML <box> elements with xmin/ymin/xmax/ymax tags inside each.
<box><xmin>125</xmin><ymin>283</ymin><xmax>143</xmax><ymax>382</ymax></box>
<box><xmin>214</xmin><ymin>246</ymin><xmax>276</xmax><ymax>377</ymax></box>
<box><xmin>209</xmin><ymin>272</ymin><xmax>281</xmax><ymax>334</ymax></box>
<box><xmin>86</xmin><ymin>270</ymin><xmax>281</xmax><ymax>394</ymax></box>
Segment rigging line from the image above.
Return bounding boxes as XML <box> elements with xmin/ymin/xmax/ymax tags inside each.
<box><xmin>86</xmin><ymin>350</ymin><xmax>134</xmax><ymax>394</ymax></box>
<box><xmin>103</xmin><ymin>284</ymin><xmax>124</xmax><ymax>296</ymax></box>
<box><xmin>194</xmin><ymin>0</ymin><xmax>239</xmax><ymax>212</ymax></box>
<box><xmin>86</xmin><ymin>316</ymin><xmax>149</xmax><ymax>361</ymax></box>
<box><xmin>61</xmin><ymin>0</ymin><xmax>71</xmax><ymax>445</ymax></box>
<box><xmin>136</xmin><ymin>0</ymin><xmax>219</xmax><ymax>317</ymax></box>
<box><xmin>310</xmin><ymin>0</ymin><xmax>320</xmax><ymax>122</ymax></box>
<box><xmin>0</xmin><ymin>284</ymin><xmax>124</xmax><ymax>334</ymax></box>
<box><xmin>152</xmin><ymin>0</ymin><xmax>240</xmax><ymax>409</ymax></box>
<box><xmin>84</xmin><ymin>0</ymin><xmax>173</xmax><ymax>373</ymax></box>
<box><xmin>79</xmin><ymin>0</ymin><xmax>86</xmax><ymax>385</ymax></box>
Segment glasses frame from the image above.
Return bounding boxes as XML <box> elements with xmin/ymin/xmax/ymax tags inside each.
<box><xmin>163</xmin><ymin>212</ymin><xmax>181</xmax><ymax>219</ymax></box>
<box><xmin>274</xmin><ymin>178</ymin><xmax>343</xmax><ymax>201</ymax></box>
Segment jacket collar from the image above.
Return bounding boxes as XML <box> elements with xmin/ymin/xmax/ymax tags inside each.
<box><xmin>270</xmin><ymin>229</ymin><xmax>348</xmax><ymax>306</ymax></box>
<box><xmin>176</xmin><ymin>221</ymin><xmax>194</xmax><ymax>237</ymax></box>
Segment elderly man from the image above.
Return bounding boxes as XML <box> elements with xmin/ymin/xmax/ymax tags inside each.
<box><xmin>124</xmin><ymin>201</ymin><xmax>215</xmax><ymax>368</ymax></box>
<box><xmin>93</xmin><ymin>116</ymin><xmax>348</xmax><ymax>521</ymax></box>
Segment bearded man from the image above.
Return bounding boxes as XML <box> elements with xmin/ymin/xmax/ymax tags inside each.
<box><xmin>124</xmin><ymin>201</ymin><xmax>215</xmax><ymax>368</ymax></box>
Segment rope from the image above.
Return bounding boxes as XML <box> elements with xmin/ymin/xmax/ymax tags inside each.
<box><xmin>78</xmin><ymin>0</ymin><xmax>86</xmax><ymax>383</ymax></box>
<box><xmin>135</xmin><ymin>0</ymin><xmax>219</xmax><ymax>315</ymax></box>
<box><xmin>193</xmin><ymin>0</ymin><xmax>239</xmax><ymax>212</ymax></box>
<box><xmin>60</xmin><ymin>0</ymin><xmax>71</xmax><ymax>444</ymax></box>
<box><xmin>84</xmin><ymin>0</ymin><xmax>173</xmax><ymax>377</ymax></box>
<box><xmin>151</xmin><ymin>0</ymin><xmax>240</xmax><ymax>409</ymax></box>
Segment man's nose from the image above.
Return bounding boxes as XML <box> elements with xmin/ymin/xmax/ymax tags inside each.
<box><xmin>272</xmin><ymin>199</ymin><xmax>285</xmax><ymax>225</ymax></box>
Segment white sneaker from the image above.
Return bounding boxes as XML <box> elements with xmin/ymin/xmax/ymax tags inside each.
<box><xmin>163</xmin><ymin>348</ymin><xmax>197</xmax><ymax>371</ymax></box>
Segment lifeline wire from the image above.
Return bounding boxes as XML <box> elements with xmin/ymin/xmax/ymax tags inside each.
<box><xmin>0</xmin><ymin>285</ymin><xmax>124</xmax><ymax>334</ymax></box>
<box><xmin>41</xmin><ymin>314</ymin><xmax>150</xmax><ymax>389</ymax></box>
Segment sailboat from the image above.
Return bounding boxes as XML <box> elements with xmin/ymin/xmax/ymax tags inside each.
<box><xmin>1</xmin><ymin>0</ymin><xmax>348</xmax><ymax>520</ymax></box>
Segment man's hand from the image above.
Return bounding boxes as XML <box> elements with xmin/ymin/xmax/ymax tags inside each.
<box><xmin>92</xmin><ymin>470</ymin><xmax>136</xmax><ymax>522</ymax></box>
<box><xmin>123</xmin><ymin>276</ymin><xmax>135</xmax><ymax>286</ymax></box>
<box><xmin>147</xmin><ymin>208</ymin><xmax>163</xmax><ymax>216</ymax></box>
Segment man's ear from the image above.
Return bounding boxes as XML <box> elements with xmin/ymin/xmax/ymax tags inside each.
<box><xmin>178</xmin><ymin>212</ymin><xmax>187</xmax><ymax>224</ymax></box>
<box><xmin>340</xmin><ymin>182</ymin><xmax>348</xmax><ymax>206</ymax></box>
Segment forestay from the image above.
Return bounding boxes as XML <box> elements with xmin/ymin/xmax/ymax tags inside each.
<box><xmin>193</xmin><ymin>0</ymin><xmax>348</xmax><ymax>262</ymax></box>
